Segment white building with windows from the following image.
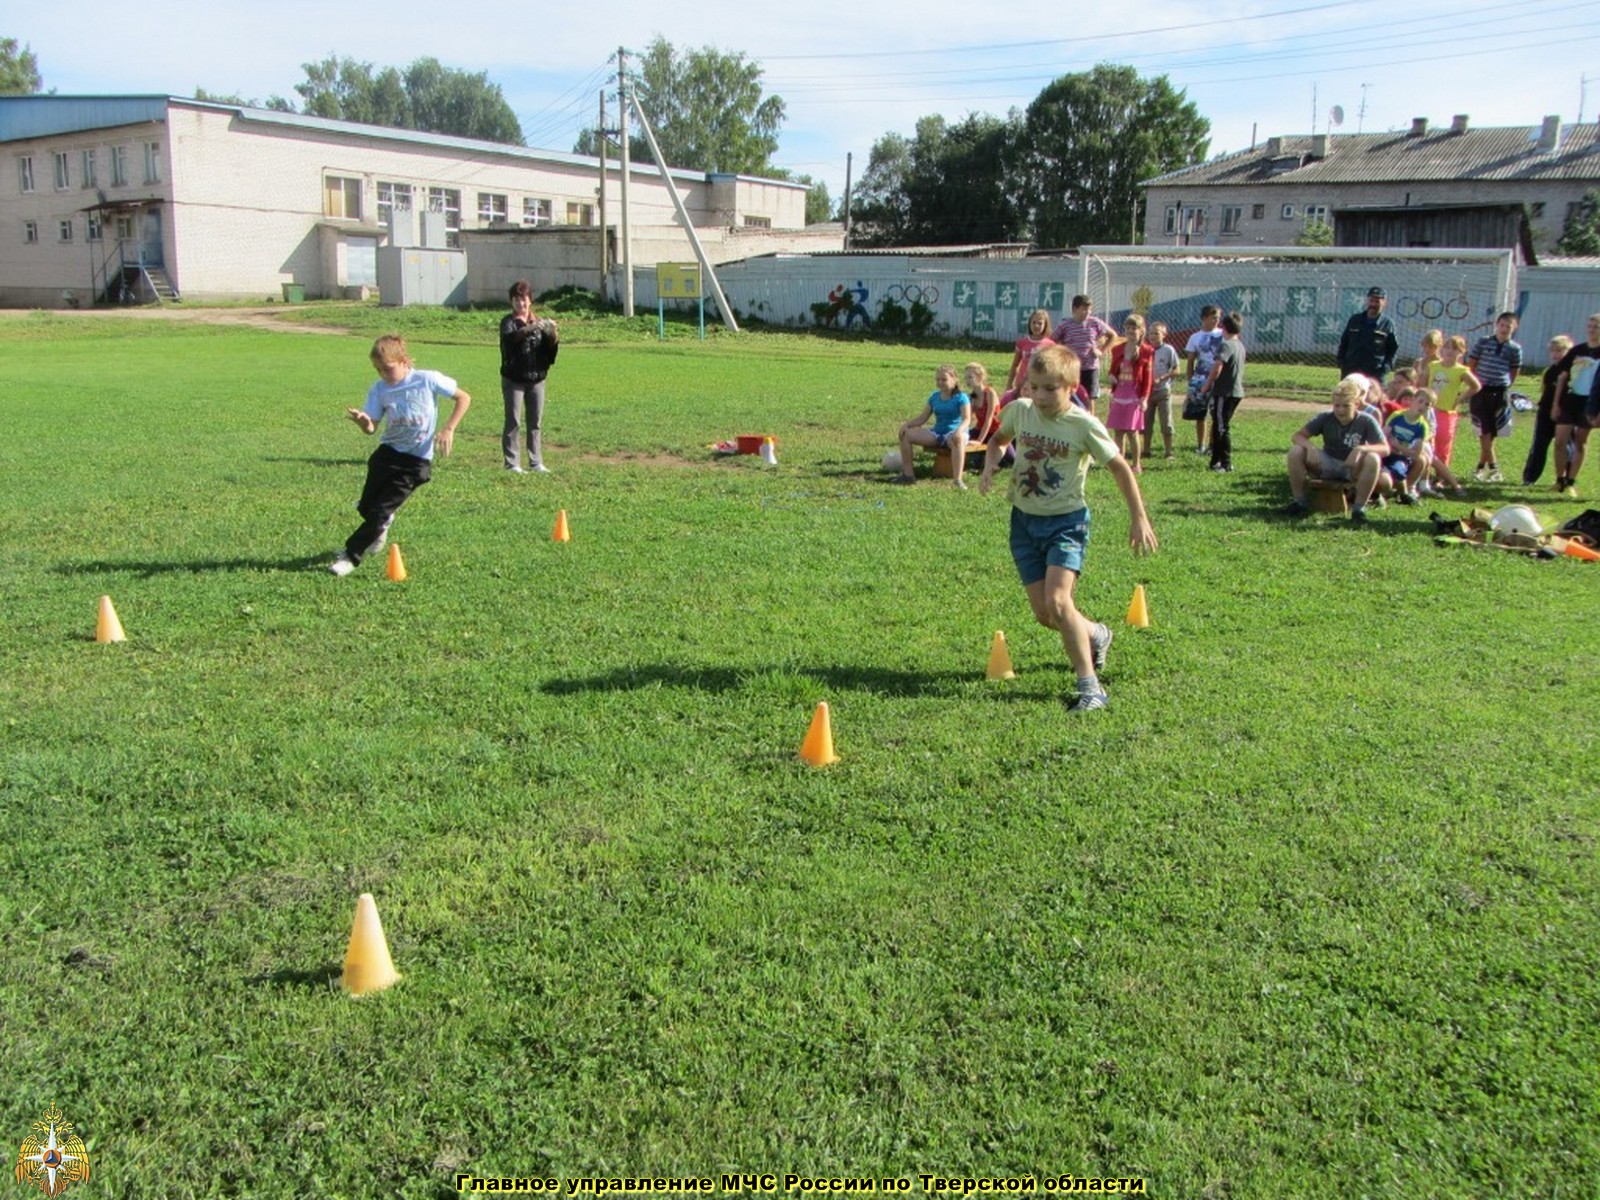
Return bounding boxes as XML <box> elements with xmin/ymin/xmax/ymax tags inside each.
<box><xmin>1141</xmin><ymin>116</ymin><xmax>1600</xmax><ymax>255</ymax></box>
<box><xmin>0</xmin><ymin>95</ymin><xmax>813</xmax><ymax>307</ymax></box>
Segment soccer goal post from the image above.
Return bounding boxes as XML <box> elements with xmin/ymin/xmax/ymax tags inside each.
<box><xmin>1076</xmin><ymin>245</ymin><xmax>1517</xmax><ymax>367</ymax></box>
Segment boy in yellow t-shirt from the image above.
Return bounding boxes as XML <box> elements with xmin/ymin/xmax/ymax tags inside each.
<box><xmin>978</xmin><ymin>346</ymin><xmax>1158</xmax><ymax>713</ymax></box>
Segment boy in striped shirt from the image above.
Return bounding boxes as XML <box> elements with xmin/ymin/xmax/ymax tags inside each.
<box><xmin>1465</xmin><ymin>312</ymin><xmax>1523</xmax><ymax>482</ymax></box>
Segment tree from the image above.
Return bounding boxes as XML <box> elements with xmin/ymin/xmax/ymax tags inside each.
<box><xmin>585</xmin><ymin>37</ymin><xmax>785</xmax><ymax>175</ymax></box>
<box><xmin>1</xmin><ymin>37</ymin><xmax>42</xmax><ymax>94</ymax></box>
<box><xmin>850</xmin><ymin>114</ymin><xmax>1024</xmax><ymax>247</ymax></box>
<box><xmin>1295</xmin><ymin>218</ymin><xmax>1335</xmax><ymax>247</ymax></box>
<box><xmin>850</xmin><ymin>131</ymin><xmax>913</xmax><ymax>246</ymax></box>
<box><xmin>803</xmin><ymin>177</ymin><xmax>833</xmax><ymax>226</ymax></box>
<box><xmin>1556</xmin><ymin>190</ymin><xmax>1600</xmax><ymax>256</ymax></box>
<box><xmin>287</xmin><ymin>55</ymin><xmax>522</xmax><ymax>143</ymax></box>
<box><xmin>1020</xmin><ymin>64</ymin><xmax>1208</xmax><ymax>248</ymax></box>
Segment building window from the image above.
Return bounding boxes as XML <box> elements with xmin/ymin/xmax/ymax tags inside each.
<box><xmin>377</xmin><ymin>181</ymin><xmax>412</xmax><ymax>229</ymax></box>
<box><xmin>58</xmin><ymin>218</ymin><xmax>74</xmax><ymax>243</ymax></box>
<box><xmin>1251</xmin><ymin>203</ymin><xmax>1266</xmax><ymax>220</ymax></box>
<box><xmin>1304</xmin><ymin>204</ymin><xmax>1330</xmax><ymax>225</ymax></box>
<box><xmin>143</xmin><ymin>142</ymin><xmax>162</xmax><ymax>184</ymax></box>
<box><xmin>1185</xmin><ymin>206</ymin><xmax>1208</xmax><ymax>234</ymax></box>
<box><xmin>427</xmin><ymin>187</ymin><xmax>462</xmax><ymax>247</ymax></box>
<box><xmin>565</xmin><ymin>201</ymin><xmax>594</xmax><ymax>226</ymax></box>
<box><xmin>522</xmin><ymin>198</ymin><xmax>552</xmax><ymax>225</ymax></box>
<box><xmin>111</xmin><ymin>146</ymin><xmax>128</xmax><ymax>187</ymax></box>
<box><xmin>81</xmin><ymin>149</ymin><xmax>97</xmax><ymax>188</ymax></box>
<box><xmin>23</xmin><ymin>220</ymin><xmax>38</xmax><ymax>243</ymax></box>
<box><xmin>86</xmin><ymin>212</ymin><xmax>103</xmax><ymax>241</ymax></box>
<box><xmin>1281</xmin><ymin>203</ymin><xmax>1296</xmax><ymax>220</ymax></box>
<box><xmin>1530</xmin><ymin>202</ymin><xmax>1546</xmax><ymax>219</ymax></box>
<box><xmin>1221</xmin><ymin>206</ymin><xmax>1242</xmax><ymax>235</ymax></box>
<box><xmin>477</xmin><ymin>192</ymin><xmax>508</xmax><ymax>224</ymax></box>
<box><xmin>54</xmin><ymin>152</ymin><xmax>70</xmax><ymax>190</ymax></box>
<box><xmin>744</xmin><ymin>215</ymin><xmax>771</xmax><ymax>229</ymax></box>
<box><xmin>18</xmin><ymin>156</ymin><xmax>34</xmax><ymax>193</ymax></box>
<box><xmin>114</xmin><ymin>214</ymin><xmax>135</xmax><ymax>240</ymax></box>
<box><xmin>324</xmin><ymin>175</ymin><xmax>363</xmax><ymax>220</ymax></box>
<box><xmin>1163</xmin><ymin>206</ymin><xmax>1178</xmax><ymax>235</ymax></box>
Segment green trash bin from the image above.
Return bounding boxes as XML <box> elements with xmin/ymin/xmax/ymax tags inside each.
<box><xmin>281</xmin><ymin>283</ymin><xmax>306</xmax><ymax>304</ymax></box>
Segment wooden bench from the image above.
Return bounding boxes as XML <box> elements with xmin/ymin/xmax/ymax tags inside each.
<box><xmin>933</xmin><ymin>442</ymin><xmax>987</xmax><ymax>479</ymax></box>
<box><xmin>1307</xmin><ymin>479</ymin><xmax>1353</xmax><ymax>514</ymax></box>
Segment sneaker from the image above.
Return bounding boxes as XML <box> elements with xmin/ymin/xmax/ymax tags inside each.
<box><xmin>1397</xmin><ymin>490</ymin><xmax>1416</xmax><ymax>506</ymax></box>
<box><xmin>1371</xmin><ymin>493</ymin><xmax>1387</xmax><ymax>509</ymax></box>
<box><xmin>954</xmin><ymin>478</ymin><xmax>968</xmax><ymax>490</ymax></box>
<box><xmin>1164</xmin><ymin>452</ymin><xmax>1175</xmax><ymax>460</ymax></box>
<box><xmin>891</xmin><ymin>475</ymin><xmax>915</xmax><ymax>485</ymax></box>
<box><xmin>328</xmin><ymin>553</ymin><xmax>356</xmax><ymax>577</ymax></box>
<box><xmin>1473</xmin><ymin>467</ymin><xmax>1490</xmax><ymax>482</ymax></box>
<box><xmin>1210</xmin><ymin>463</ymin><xmax>1232</xmax><ymax>472</ymax></box>
<box><xmin>1066</xmin><ymin>689</ymin><xmax>1109</xmax><ymax>714</ymax></box>
<box><xmin>507</xmin><ymin>465</ymin><xmax>525</xmax><ymax>474</ymax></box>
<box><xmin>1563</xmin><ymin>484</ymin><xmax>1579</xmax><ymax>498</ymax></box>
<box><xmin>1487</xmin><ymin>467</ymin><xmax>1505</xmax><ymax>483</ymax></box>
<box><xmin>530</xmin><ymin>464</ymin><xmax>552</xmax><ymax>474</ymax></box>
<box><xmin>1090</xmin><ymin>622</ymin><xmax>1114</xmax><ymax>674</ymax></box>
<box><xmin>1417</xmin><ymin>481</ymin><xmax>1435</xmax><ymax>496</ymax></box>
<box><xmin>1349</xmin><ymin>507</ymin><xmax>1370</xmax><ymax>525</ymax></box>
<box><xmin>1452</xmin><ymin>484</ymin><xmax>1469</xmax><ymax>497</ymax></box>
<box><xmin>1194</xmin><ymin>445</ymin><xmax>1209</xmax><ymax>455</ymax></box>
<box><xmin>1282</xmin><ymin>499</ymin><xmax>1310</xmax><ymax>517</ymax></box>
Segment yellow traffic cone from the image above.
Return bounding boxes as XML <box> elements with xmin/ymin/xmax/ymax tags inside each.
<box><xmin>96</xmin><ymin>595</ymin><xmax>126</xmax><ymax>644</ymax></box>
<box><xmin>986</xmin><ymin>630</ymin><xmax>1016</xmax><ymax>680</ymax></box>
<box><xmin>553</xmin><ymin>509</ymin><xmax>571</xmax><ymax>542</ymax></box>
<box><xmin>1126</xmin><ymin>584</ymin><xmax>1150</xmax><ymax>628</ymax></box>
<box><xmin>798</xmin><ymin>701</ymin><xmax>840</xmax><ymax>766</ymax></box>
<box><xmin>385</xmin><ymin>543</ymin><xmax>407</xmax><ymax>582</ymax></box>
<box><xmin>340</xmin><ymin>893</ymin><xmax>400</xmax><ymax>996</ymax></box>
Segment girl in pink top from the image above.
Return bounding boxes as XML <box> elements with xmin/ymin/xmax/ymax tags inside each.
<box><xmin>1107</xmin><ymin>314</ymin><xmax>1153</xmax><ymax>472</ymax></box>
<box><xmin>1006</xmin><ymin>309</ymin><xmax>1057</xmax><ymax>393</ymax></box>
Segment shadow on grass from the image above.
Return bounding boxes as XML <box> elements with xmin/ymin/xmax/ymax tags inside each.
<box><xmin>541</xmin><ymin>661</ymin><xmax>1064</xmax><ymax>698</ymax></box>
<box><xmin>254</xmin><ymin>964</ymin><xmax>341</xmax><ymax>990</ymax></box>
<box><xmin>53</xmin><ymin>554</ymin><xmax>330</xmax><ymax>578</ymax></box>
<box><xmin>262</xmin><ymin>456</ymin><xmax>360</xmax><ymax>469</ymax></box>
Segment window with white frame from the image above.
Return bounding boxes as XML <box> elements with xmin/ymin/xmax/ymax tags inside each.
<box><xmin>477</xmin><ymin>192</ymin><xmax>508</xmax><ymax>224</ymax></box>
<box><xmin>522</xmin><ymin>197</ymin><xmax>552</xmax><ymax>225</ymax></box>
<box><xmin>113</xmin><ymin>214</ymin><xmax>135</xmax><ymax>240</ymax></box>
<box><xmin>143</xmin><ymin>141</ymin><xmax>162</xmax><ymax>184</ymax></box>
<box><xmin>427</xmin><ymin>187</ymin><xmax>462</xmax><ymax>246</ymax></box>
<box><xmin>58</xmin><ymin>218</ymin><xmax>74</xmax><ymax>243</ymax></box>
<box><xmin>1304</xmin><ymin>204</ymin><xmax>1330</xmax><ymax>225</ymax></box>
<box><xmin>1221</xmin><ymin>205</ymin><xmax>1242</xmax><ymax>235</ymax></box>
<box><xmin>86</xmin><ymin>212</ymin><xmax>103</xmax><ymax>241</ymax></box>
<box><xmin>23</xmin><ymin>220</ymin><xmax>38</xmax><ymax>243</ymax></box>
<box><xmin>1184</xmin><ymin>206</ymin><xmax>1208</xmax><ymax>234</ymax></box>
<box><xmin>18</xmin><ymin>155</ymin><xmax>34</xmax><ymax>193</ymax></box>
<box><xmin>54</xmin><ymin>152</ymin><xmax>70</xmax><ymax>190</ymax></box>
<box><xmin>111</xmin><ymin>146</ymin><xmax>128</xmax><ymax>187</ymax></box>
<box><xmin>82</xmin><ymin>148</ymin><xmax>97</xmax><ymax>188</ymax></box>
<box><xmin>1280</xmin><ymin>203</ymin><xmax>1296</xmax><ymax>220</ymax></box>
<box><xmin>377</xmin><ymin>181</ymin><xmax>412</xmax><ymax>229</ymax></box>
<box><xmin>744</xmin><ymin>215</ymin><xmax>771</xmax><ymax>229</ymax></box>
<box><xmin>1163</xmin><ymin>205</ymin><xmax>1178</xmax><ymax>235</ymax></box>
<box><xmin>565</xmin><ymin>201</ymin><xmax>594</xmax><ymax>226</ymax></box>
<box><xmin>324</xmin><ymin>175</ymin><xmax>363</xmax><ymax>220</ymax></box>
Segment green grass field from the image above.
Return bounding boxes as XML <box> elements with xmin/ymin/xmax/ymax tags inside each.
<box><xmin>2</xmin><ymin>308</ymin><xmax>1596</xmax><ymax>1199</ymax></box>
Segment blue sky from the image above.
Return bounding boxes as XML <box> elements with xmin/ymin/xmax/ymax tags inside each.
<box><xmin>14</xmin><ymin>0</ymin><xmax>1600</xmax><ymax>202</ymax></box>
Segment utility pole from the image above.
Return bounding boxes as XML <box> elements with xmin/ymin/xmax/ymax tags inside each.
<box><xmin>842</xmin><ymin>152</ymin><xmax>853</xmax><ymax>249</ymax></box>
<box><xmin>597</xmin><ymin>89</ymin><xmax>609</xmax><ymax>299</ymax></box>
<box><xmin>618</xmin><ymin>46</ymin><xmax>633</xmax><ymax>317</ymax></box>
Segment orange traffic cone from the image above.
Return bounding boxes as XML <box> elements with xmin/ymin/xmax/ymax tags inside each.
<box><xmin>1126</xmin><ymin>584</ymin><xmax>1150</xmax><ymax>628</ymax></box>
<box><xmin>96</xmin><ymin>595</ymin><xmax>126</xmax><ymax>644</ymax></box>
<box><xmin>385</xmin><ymin>543</ymin><xmax>407</xmax><ymax>582</ymax></box>
<box><xmin>341</xmin><ymin>893</ymin><xmax>400</xmax><ymax>996</ymax></box>
<box><xmin>798</xmin><ymin>701</ymin><xmax>840</xmax><ymax>766</ymax></box>
<box><xmin>1562</xmin><ymin>538</ymin><xmax>1600</xmax><ymax>562</ymax></box>
<box><xmin>986</xmin><ymin>631</ymin><xmax>1016</xmax><ymax>680</ymax></box>
<box><xmin>553</xmin><ymin>509</ymin><xmax>571</xmax><ymax>542</ymax></box>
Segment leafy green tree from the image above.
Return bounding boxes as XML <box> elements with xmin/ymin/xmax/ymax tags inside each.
<box><xmin>1020</xmin><ymin>64</ymin><xmax>1208</xmax><ymax>248</ymax></box>
<box><xmin>851</xmin><ymin>114</ymin><xmax>1024</xmax><ymax>247</ymax></box>
<box><xmin>1295</xmin><ymin>218</ymin><xmax>1335</xmax><ymax>247</ymax></box>
<box><xmin>1</xmin><ymin>37</ymin><xmax>43</xmax><ymax>94</ymax></box>
<box><xmin>580</xmin><ymin>38</ymin><xmax>784</xmax><ymax>174</ymax></box>
<box><xmin>800</xmin><ymin>176</ymin><xmax>833</xmax><ymax>226</ymax></box>
<box><xmin>1555</xmin><ymin>190</ymin><xmax>1600</xmax><ymax>256</ymax></box>
<box><xmin>287</xmin><ymin>55</ymin><xmax>521</xmax><ymax>143</ymax></box>
<box><xmin>850</xmin><ymin>131</ymin><xmax>913</xmax><ymax>246</ymax></box>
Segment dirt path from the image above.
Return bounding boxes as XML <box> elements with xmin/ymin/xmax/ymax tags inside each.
<box><xmin>34</xmin><ymin>305</ymin><xmax>347</xmax><ymax>336</ymax></box>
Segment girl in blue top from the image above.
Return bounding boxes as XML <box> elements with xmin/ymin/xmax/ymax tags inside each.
<box><xmin>895</xmin><ymin>364</ymin><xmax>972</xmax><ymax>489</ymax></box>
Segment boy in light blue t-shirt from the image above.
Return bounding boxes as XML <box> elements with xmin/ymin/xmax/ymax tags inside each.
<box><xmin>329</xmin><ymin>334</ymin><xmax>472</xmax><ymax>576</ymax></box>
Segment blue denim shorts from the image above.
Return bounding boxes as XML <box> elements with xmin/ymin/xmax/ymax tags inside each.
<box><xmin>1009</xmin><ymin>506</ymin><xmax>1090</xmax><ymax>585</ymax></box>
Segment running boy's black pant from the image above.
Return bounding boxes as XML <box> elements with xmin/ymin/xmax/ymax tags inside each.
<box><xmin>345</xmin><ymin>444</ymin><xmax>431</xmax><ymax>562</ymax></box>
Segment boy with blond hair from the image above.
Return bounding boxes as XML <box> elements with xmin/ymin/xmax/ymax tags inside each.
<box><xmin>979</xmin><ymin>345</ymin><xmax>1158</xmax><ymax>713</ymax></box>
<box><xmin>329</xmin><ymin>334</ymin><xmax>472</xmax><ymax>576</ymax></box>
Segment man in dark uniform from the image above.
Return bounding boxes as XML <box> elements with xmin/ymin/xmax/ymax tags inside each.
<box><xmin>1336</xmin><ymin>286</ymin><xmax>1399</xmax><ymax>383</ymax></box>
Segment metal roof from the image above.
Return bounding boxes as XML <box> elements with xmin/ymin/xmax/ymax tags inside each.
<box><xmin>1144</xmin><ymin>122</ymin><xmax>1600</xmax><ymax>188</ymax></box>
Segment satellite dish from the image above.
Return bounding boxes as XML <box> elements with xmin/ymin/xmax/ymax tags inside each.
<box><xmin>1329</xmin><ymin>105</ymin><xmax>1345</xmax><ymax>127</ymax></box>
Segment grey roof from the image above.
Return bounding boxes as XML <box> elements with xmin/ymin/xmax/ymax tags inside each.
<box><xmin>1144</xmin><ymin>123</ymin><xmax>1600</xmax><ymax>188</ymax></box>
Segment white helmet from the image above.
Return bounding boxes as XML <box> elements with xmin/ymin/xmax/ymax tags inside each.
<box><xmin>1490</xmin><ymin>504</ymin><xmax>1543</xmax><ymax>539</ymax></box>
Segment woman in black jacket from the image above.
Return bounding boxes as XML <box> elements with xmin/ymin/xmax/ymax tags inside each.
<box><xmin>500</xmin><ymin>279</ymin><xmax>559</xmax><ymax>473</ymax></box>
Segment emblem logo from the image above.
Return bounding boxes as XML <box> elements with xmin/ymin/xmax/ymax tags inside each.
<box><xmin>15</xmin><ymin>1104</ymin><xmax>91</xmax><ymax>1197</ymax></box>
